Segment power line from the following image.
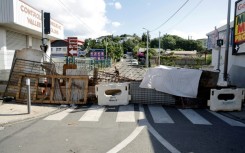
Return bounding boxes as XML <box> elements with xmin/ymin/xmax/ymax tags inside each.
<box><xmin>56</xmin><ymin>0</ymin><xmax>96</xmax><ymax>34</ymax></box>
<box><xmin>151</xmin><ymin>0</ymin><xmax>190</xmax><ymax>32</ymax></box>
<box><xmin>163</xmin><ymin>0</ymin><xmax>204</xmax><ymax>33</ymax></box>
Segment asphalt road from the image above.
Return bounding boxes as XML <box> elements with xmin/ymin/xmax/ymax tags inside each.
<box><xmin>0</xmin><ymin>104</ymin><xmax>245</xmax><ymax>153</ymax></box>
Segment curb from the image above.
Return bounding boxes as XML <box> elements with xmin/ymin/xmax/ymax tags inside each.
<box><xmin>220</xmin><ymin>112</ymin><xmax>245</xmax><ymax>124</ymax></box>
<box><xmin>0</xmin><ymin>106</ymin><xmax>66</xmax><ymax>127</ymax></box>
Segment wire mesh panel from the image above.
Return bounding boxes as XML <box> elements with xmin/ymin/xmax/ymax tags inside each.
<box><xmin>129</xmin><ymin>81</ymin><xmax>176</xmax><ymax>105</ymax></box>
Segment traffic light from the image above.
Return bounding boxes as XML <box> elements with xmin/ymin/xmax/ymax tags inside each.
<box><xmin>44</xmin><ymin>12</ymin><xmax>50</xmax><ymax>34</ymax></box>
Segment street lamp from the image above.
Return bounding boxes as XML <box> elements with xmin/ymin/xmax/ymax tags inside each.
<box><xmin>143</xmin><ymin>28</ymin><xmax>149</xmax><ymax>68</ymax></box>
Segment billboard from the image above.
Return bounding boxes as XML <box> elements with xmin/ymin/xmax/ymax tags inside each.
<box><xmin>233</xmin><ymin>0</ymin><xmax>245</xmax><ymax>55</ymax></box>
<box><xmin>90</xmin><ymin>49</ymin><xmax>105</xmax><ymax>60</ymax></box>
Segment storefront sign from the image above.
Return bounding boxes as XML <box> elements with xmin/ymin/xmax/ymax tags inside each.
<box><xmin>233</xmin><ymin>0</ymin><xmax>245</xmax><ymax>55</ymax></box>
<box><xmin>14</xmin><ymin>0</ymin><xmax>64</xmax><ymax>39</ymax></box>
<box><xmin>90</xmin><ymin>49</ymin><xmax>105</xmax><ymax>60</ymax></box>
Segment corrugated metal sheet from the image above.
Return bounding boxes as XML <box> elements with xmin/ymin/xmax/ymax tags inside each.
<box><xmin>6</xmin><ymin>30</ymin><xmax>27</xmax><ymax>50</ymax></box>
<box><xmin>129</xmin><ymin>82</ymin><xmax>176</xmax><ymax>105</ymax></box>
<box><xmin>32</xmin><ymin>37</ymin><xmax>42</xmax><ymax>50</ymax></box>
<box><xmin>0</xmin><ymin>0</ymin><xmax>14</xmax><ymax>23</ymax></box>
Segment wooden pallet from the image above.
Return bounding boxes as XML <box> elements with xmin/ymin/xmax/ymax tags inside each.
<box><xmin>14</xmin><ymin>74</ymin><xmax>89</xmax><ymax>105</ymax></box>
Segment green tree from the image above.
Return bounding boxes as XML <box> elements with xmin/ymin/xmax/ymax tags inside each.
<box><xmin>142</xmin><ymin>33</ymin><xmax>147</xmax><ymax>42</ymax></box>
<box><xmin>122</xmin><ymin>39</ymin><xmax>136</xmax><ymax>54</ymax></box>
<box><xmin>162</xmin><ymin>35</ymin><xmax>176</xmax><ymax>50</ymax></box>
<box><xmin>150</xmin><ymin>38</ymin><xmax>160</xmax><ymax>48</ymax></box>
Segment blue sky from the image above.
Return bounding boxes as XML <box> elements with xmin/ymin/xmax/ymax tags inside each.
<box><xmin>24</xmin><ymin>0</ymin><xmax>237</xmax><ymax>40</ymax></box>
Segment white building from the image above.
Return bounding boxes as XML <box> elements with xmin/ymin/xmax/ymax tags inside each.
<box><xmin>0</xmin><ymin>0</ymin><xmax>64</xmax><ymax>70</ymax></box>
<box><xmin>206</xmin><ymin>22</ymin><xmax>245</xmax><ymax>87</ymax></box>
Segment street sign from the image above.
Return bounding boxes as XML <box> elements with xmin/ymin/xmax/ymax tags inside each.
<box><xmin>67</xmin><ymin>37</ymin><xmax>78</xmax><ymax>56</ymax></box>
<box><xmin>78</xmin><ymin>50</ymin><xmax>87</xmax><ymax>56</ymax></box>
<box><xmin>69</xmin><ymin>49</ymin><xmax>77</xmax><ymax>55</ymax></box>
<box><xmin>217</xmin><ymin>39</ymin><xmax>223</xmax><ymax>47</ymax></box>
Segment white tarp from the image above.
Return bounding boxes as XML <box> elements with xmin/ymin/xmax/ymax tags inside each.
<box><xmin>139</xmin><ymin>65</ymin><xmax>202</xmax><ymax>98</ymax></box>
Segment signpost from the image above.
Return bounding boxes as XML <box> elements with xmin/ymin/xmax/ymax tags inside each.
<box><xmin>67</xmin><ymin>37</ymin><xmax>78</xmax><ymax>56</ymax></box>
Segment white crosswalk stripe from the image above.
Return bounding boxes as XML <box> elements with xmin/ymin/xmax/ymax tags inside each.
<box><xmin>43</xmin><ymin>108</ymin><xmax>74</xmax><ymax>120</ymax></box>
<box><xmin>148</xmin><ymin>105</ymin><xmax>174</xmax><ymax>123</ymax></box>
<box><xmin>79</xmin><ymin>105</ymin><xmax>104</xmax><ymax>122</ymax></box>
<box><xmin>42</xmin><ymin>105</ymin><xmax>244</xmax><ymax>127</ymax></box>
<box><xmin>116</xmin><ymin>104</ymin><xmax>135</xmax><ymax>122</ymax></box>
<box><xmin>209</xmin><ymin>111</ymin><xmax>245</xmax><ymax>127</ymax></box>
<box><xmin>179</xmin><ymin>109</ymin><xmax>212</xmax><ymax>125</ymax></box>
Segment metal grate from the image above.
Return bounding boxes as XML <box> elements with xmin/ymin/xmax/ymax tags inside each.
<box><xmin>129</xmin><ymin>81</ymin><xmax>176</xmax><ymax>105</ymax></box>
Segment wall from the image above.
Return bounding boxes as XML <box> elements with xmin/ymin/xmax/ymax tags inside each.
<box><xmin>0</xmin><ymin>0</ymin><xmax>14</xmax><ymax>23</ymax></box>
<box><xmin>207</xmin><ymin>29</ymin><xmax>245</xmax><ymax>87</ymax></box>
<box><xmin>0</xmin><ymin>28</ymin><xmax>7</xmax><ymax>70</ymax></box>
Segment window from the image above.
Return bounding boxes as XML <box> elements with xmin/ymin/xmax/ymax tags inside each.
<box><xmin>56</xmin><ymin>48</ymin><xmax>62</xmax><ymax>52</ymax></box>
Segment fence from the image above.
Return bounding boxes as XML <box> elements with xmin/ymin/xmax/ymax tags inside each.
<box><xmin>160</xmin><ymin>56</ymin><xmax>206</xmax><ymax>67</ymax></box>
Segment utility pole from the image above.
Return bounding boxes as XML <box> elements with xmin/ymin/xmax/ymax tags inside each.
<box><xmin>143</xmin><ymin>28</ymin><xmax>149</xmax><ymax>68</ymax></box>
<box><xmin>105</xmin><ymin>36</ymin><xmax>108</xmax><ymax>60</ymax></box>
<box><xmin>146</xmin><ymin>30</ymin><xmax>149</xmax><ymax>68</ymax></box>
<box><xmin>41</xmin><ymin>10</ymin><xmax>45</xmax><ymax>47</ymax></box>
<box><xmin>223</xmin><ymin>0</ymin><xmax>231</xmax><ymax>82</ymax></box>
<box><xmin>159</xmin><ymin>31</ymin><xmax>161</xmax><ymax>65</ymax></box>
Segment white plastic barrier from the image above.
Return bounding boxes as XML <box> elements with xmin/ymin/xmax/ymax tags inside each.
<box><xmin>95</xmin><ymin>83</ymin><xmax>131</xmax><ymax>106</ymax></box>
<box><xmin>208</xmin><ymin>88</ymin><xmax>245</xmax><ymax>111</ymax></box>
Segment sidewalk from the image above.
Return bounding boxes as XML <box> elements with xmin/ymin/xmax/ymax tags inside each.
<box><xmin>0</xmin><ymin>100</ymin><xmax>62</xmax><ymax>126</ymax></box>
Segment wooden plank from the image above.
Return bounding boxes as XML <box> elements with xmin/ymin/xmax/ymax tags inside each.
<box><xmin>66</xmin><ymin>78</ymin><xmax>72</xmax><ymax>103</ymax></box>
<box><xmin>50</xmin><ymin>77</ymin><xmax>55</xmax><ymax>103</ymax></box>
<box><xmin>83</xmin><ymin>79</ymin><xmax>88</xmax><ymax>104</ymax></box>
<box><xmin>16</xmin><ymin>76</ymin><xmax>23</xmax><ymax>99</ymax></box>
<box><xmin>18</xmin><ymin>73</ymin><xmax>89</xmax><ymax>80</ymax></box>
<box><xmin>33</xmin><ymin>78</ymin><xmax>39</xmax><ymax>100</ymax></box>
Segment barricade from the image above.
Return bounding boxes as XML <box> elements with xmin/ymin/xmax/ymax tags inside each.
<box><xmin>95</xmin><ymin>83</ymin><xmax>131</xmax><ymax>106</ymax></box>
<box><xmin>208</xmin><ymin>88</ymin><xmax>245</xmax><ymax>111</ymax></box>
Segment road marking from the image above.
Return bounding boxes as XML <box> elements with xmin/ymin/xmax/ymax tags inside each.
<box><xmin>116</xmin><ymin>105</ymin><xmax>135</xmax><ymax>122</ymax></box>
<box><xmin>79</xmin><ymin>105</ymin><xmax>104</xmax><ymax>122</ymax></box>
<box><xmin>140</xmin><ymin>105</ymin><xmax>181</xmax><ymax>153</ymax></box>
<box><xmin>179</xmin><ymin>109</ymin><xmax>212</xmax><ymax>125</ymax></box>
<box><xmin>148</xmin><ymin>105</ymin><xmax>174</xmax><ymax>123</ymax></box>
<box><xmin>210</xmin><ymin>111</ymin><xmax>245</xmax><ymax>127</ymax></box>
<box><xmin>107</xmin><ymin>105</ymin><xmax>181</xmax><ymax>153</ymax></box>
<box><xmin>106</xmin><ymin>126</ymin><xmax>145</xmax><ymax>153</ymax></box>
<box><xmin>43</xmin><ymin>108</ymin><xmax>74</xmax><ymax>120</ymax></box>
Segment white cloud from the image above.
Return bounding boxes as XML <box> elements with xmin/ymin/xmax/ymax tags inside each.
<box><xmin>112</xmin><ymin>22</ymin><xmax>121</xmax><ymax>27</ymax></box>
<box><xmin>114</xmin><ymin>2</ymin><xmax>122</xmax><ymax>10</ymax></box>
<box><xmin>169</xmin><ymin>30</ymin><xmax>207</xmax><ymax>40</ymax></box>
<box><xmin>22</xmin><ymin>0</ymin><xmax>109</xmax><ymax>39</ymax></box>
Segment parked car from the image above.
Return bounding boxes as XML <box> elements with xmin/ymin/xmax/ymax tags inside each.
<box><xmin>126</xmin><ymin>59</ymin><xmax>138</xmax><ymax>65</ymax></box>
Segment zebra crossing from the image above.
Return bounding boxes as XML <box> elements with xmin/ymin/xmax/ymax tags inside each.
<box><xmin>43</xmin><ymin>104</ymin><xmax>245</xmax><ymax>127</ymax></box>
